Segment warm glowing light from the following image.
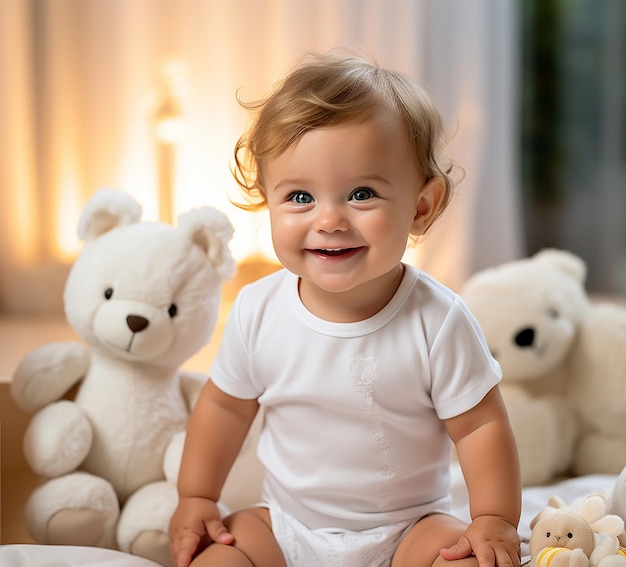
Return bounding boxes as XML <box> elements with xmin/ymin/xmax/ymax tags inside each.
<box><xmin>152</xmin><ymin>80</ymin><xmax>184</xmax><ymax>143</ymax></box>
<box><xmin>12</xmin><ymin>151</ymin><xmax>39</xmax><ymax>265</ymax></box>
<box><xmin>48</xmin><ymin>59</ymin><xmax>278</xmax><ymax>266</ymax></box>
<box><xmin>54</xmin><ymin>176</ymin><xmax>83</xmax><ymax>262</ymax></box>
<box><xmin>152</xmin><ymin>62</ymin><xmax>187</xmax><ymax>225</ymax></box>
<box><xmin>154</xmin><ymin>118</ymin><xmax>183</xmax><ymax>143</ymax></box>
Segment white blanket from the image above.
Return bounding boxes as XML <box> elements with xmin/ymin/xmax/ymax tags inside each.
<box><xmin>0</xmin><ymin>465</ymin><xmax>618</xmax><ymax>566</ymax></box>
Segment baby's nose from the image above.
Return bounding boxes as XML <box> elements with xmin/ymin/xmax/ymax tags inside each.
<box><xmin>315</xmin><ymin>203</ymin><xmax>349</xmax><ymax>232</ymax></box>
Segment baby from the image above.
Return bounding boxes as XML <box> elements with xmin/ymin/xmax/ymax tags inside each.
<box><xmin>169</xmin><ymin>51</ymin><xmax>521</xmax><ymax>567</ymax></box>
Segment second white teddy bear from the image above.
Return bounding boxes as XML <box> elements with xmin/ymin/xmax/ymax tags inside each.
<box><xmin>462</xmin><ymin>249</ymin><xmax>626</xmax><ymax>485</ymax></box>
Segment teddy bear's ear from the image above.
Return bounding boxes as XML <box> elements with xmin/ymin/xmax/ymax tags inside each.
<box><xmin>177</xmin><ymin>206</ymin><xmax>236</xmax><ymax>281</ymax></box>
<box><xmin>534</xmin><ymin>248</ymin><xmax>587</xmax><ymax>285</ymax></box>
<box><xmin>77</xmin><ymin>189</ymin><xmax>143</xmax><ymax>241</ymax></box>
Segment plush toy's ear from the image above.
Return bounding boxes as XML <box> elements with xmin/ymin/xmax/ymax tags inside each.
<box><xmin>567</xmin><ymin>493</ymin><xmax>625</xmax><ymax>537</ymax></box>
<box><xmin>534</xmin><ymin>248</ymin><xmax>587</xmax><ymax>285</ymax></box>
<box><xmin>548</xmin><ymin>495</ymin><xmax>568</xmax><ymax>509</ymax></box>
<box><xmin>530</xmin><ymin>506</ymin><xmax>557</xmax><ymax>530</ymax></box>
<box><xmin>77</xmin><ymin>189</ymin><xmax>143</xmax><ymax>241</ymax></box>
<box><xmin>578</xmin><ymin>494</ymin><xmax>610</xmax><ymax>525</ymax></box>
<box><xmin>530</xmin><ymin>496</ymin><xmax>568</xmax><ymax>529</ymax></box>
<box><xmin>178</xmin><ymin>206</ymin><xmax>236</xmax><ymax>281</ymax></box>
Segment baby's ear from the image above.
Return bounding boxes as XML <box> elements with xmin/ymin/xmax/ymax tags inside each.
<box><xmin>411</xmin><ymin>177</ymin><xmax>446</xmax><ymax>236</ymax></box>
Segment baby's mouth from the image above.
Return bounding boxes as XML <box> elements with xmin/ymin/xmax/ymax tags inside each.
<box><xmin>311</xmin><ymin>247</ymin><xmax>362</xmax><ymax>258</ymax></box>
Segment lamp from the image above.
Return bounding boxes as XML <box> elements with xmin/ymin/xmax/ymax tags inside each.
<box><xmin>152</xmin><ymin>63</ymin><xmax>185</xmax><ymax>225</ymax></box>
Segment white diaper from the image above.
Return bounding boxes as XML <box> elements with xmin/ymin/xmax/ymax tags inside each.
<box><xmin>268</xmin><ymin>504</ymin><xmax>417</xmax><ymax>567</ymax></box>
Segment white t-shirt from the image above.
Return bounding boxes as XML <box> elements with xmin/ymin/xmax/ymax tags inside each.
<box><xmin>211</xmin><ymin>265</ymin><xmax>501</xmax><ymax>531</ymax></box>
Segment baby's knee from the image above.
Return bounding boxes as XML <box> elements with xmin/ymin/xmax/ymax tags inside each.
<box><xmin>392</xmin><ymin>514</ymin><xmax>469</xmax><ymax>567</ymax></box>
<box><xmin>221</xmin><ymin>508</ymin><xmax>285</xmax><ymax>567</ymax></box>
<box><xmin>191</xmin><ymin>542</ymin><xmax>254</xmax><ymax>567</ymax></box>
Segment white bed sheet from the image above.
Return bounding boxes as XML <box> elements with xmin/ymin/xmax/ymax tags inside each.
<box><xmin>0</xmin><ymin>544</ymin><xmax>161</xmax><ymax>566</ymax></box>
<box><xmin>0</xmin><ymin>464</ymin><xmax>618</xmax><ymax>566</ymax></box>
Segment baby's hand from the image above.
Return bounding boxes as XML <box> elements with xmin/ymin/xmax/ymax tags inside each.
<box><xmin>169</xmin><ymin>496</ymin><xmax>234</xmax><ymax>567</ymax></box>
<box><xmin>440</xmin><ymin>515</ymin><xmax>520</xmax><ymax>567</ymax></box>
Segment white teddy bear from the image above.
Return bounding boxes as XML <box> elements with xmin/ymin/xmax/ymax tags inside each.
<box><xmin>11</xmin><ymin>189</ymin><xmax>235</xmax><ymax>566</ymax></box>
<box><xmin>462</xmin><ymin>249</ymin><xmax>626</xmax><ymax>486</ymax></box>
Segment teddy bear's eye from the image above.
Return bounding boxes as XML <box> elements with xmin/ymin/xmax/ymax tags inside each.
<box><xmin>168</xmin><ymin>304</ymin><xmax>178</xmax><ymax>318</ymax></box>
<box><xmin>547</xmin><ymin>307</ymin><xmax>559</xmax><ymax>319</ymax></box>
<box><xmin>104</xmin><ymin>288</ymin><xmax>113</xmax><ymax>300</ymax></box>
<box><xmin>567</xmin><ymin>533</ymin><xmax>573</xmax><ymax>538</ymax></box>
<box><xmin>546</xmin><ymin>532</ymin><xmax>551</xmax><ymax>538</ymax></box>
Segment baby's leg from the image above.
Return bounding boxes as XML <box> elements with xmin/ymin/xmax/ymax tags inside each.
<box><xmin>392</xmin><ymin>513</ymin><xmax>477</xmax><ymax>567</ymax></box>
<box><xmin>191</xmin><ymin>507</ymin><xmax>286</xmax><ymax>567</ymax></box>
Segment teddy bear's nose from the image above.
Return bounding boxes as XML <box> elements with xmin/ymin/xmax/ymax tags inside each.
<box><xmin>127</xmin><ymin>315</ymin><xmax>149</xmax><ymax>333</ymax></box>
<box><xmin>514</xmin><ymin>327</ymin><xmax>535</xmax><ymax>347</ymax></box>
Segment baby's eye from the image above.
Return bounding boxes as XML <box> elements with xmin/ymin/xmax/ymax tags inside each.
<box><xmin>350</xmin><ymin>187</ymin><xmax>376</xmax><ymax>201</ymax></box>
<box><xmin>288</xmin><ymin>191</ymin><xmax>313</xmax><ymax>205</ymax></box>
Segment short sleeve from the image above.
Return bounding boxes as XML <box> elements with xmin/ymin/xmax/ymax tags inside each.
<box><xmin>428</xmin><ymin>297</ymin><xmax>502</xmax><ymax>420</ymax></box>
<box><xmin>209</xmin><ymin>292</ymin><xmax>261</xmax><ymax>400</ymax></box>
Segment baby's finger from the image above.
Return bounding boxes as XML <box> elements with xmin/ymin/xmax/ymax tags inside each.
<box><xmin>205</xmin><ymin>519</ymin><xmax>235</xmax><ymax>545</ymax></box>
<box><xmin>494</xmin><ymin>548</ymin><xmax>519</xmax><ymax>567</ymax></box>
<box><xmin>474</xmin><ymin>545</ymin><xmax>496</xmax><ymax>567</ymax></box>
<box><xmin>172</xmin><ymin>533</ymin><xmax>199</xmax><ymax>567</ymax></box>
<box><xmin>440</xmin><ymin>536</ymin><xmax>473</xmax><ymax>560</ymax></box>
<box><xmin>175</xmin><ymin>550</ymin><xmax>193</xmax><ymax>567</ymax></box>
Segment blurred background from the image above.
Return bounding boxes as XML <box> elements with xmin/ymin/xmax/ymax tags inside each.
<box><xmin>0</xmin><ymin>0</ymin><xmax>624</xmax><ymax>315</ymax></box>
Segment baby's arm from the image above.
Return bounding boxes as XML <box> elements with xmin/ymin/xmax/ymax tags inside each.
<box><xmin>169</xmin><ymin>379</ymin><xmax>259</xmax><ymax>567</ymax></box>
<box><xmin>441</xmin><ymin>386</ymin><xmax>521</xmax><ymax>567</ymax></box>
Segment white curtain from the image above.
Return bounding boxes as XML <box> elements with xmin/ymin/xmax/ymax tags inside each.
<box><xmin>0</xmin><ymin>0</ymin><xmax>522</xmax><ymax>315</ymax></box>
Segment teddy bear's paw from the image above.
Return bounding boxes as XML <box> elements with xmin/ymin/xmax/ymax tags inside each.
<box><xmin>503</xmin><ymin>393</ymin><xmax>571</xmax><ymax>486</ymax></box>
<box><xmin>130</xmin><ymin>530</ymin><xmax>173</xmax><ymax>567</ymax></box>
<box><xmin>117</xmin><ymin>481</ymin><xmax>178</xmax><ymax>554</ymax></box>
<box><xmin>574</xmin><ymin>436</ymin><xmax>626</xmax><ymax>476</ymax></box>
<box><xmin>11</xmin><ymin>341</ymin><xmax>90</xmax><ymax>412</ymax></box>
<box><xmin>23</xmin><ymin>400</ymin><xmax>92</xmax><ymax>477</ymax></box>
<box><xmin>48</xmin><ymin>508</ymin><xmax>106</xmax><ymax>546</ymax></box>
<box><xmin>25</xmin><ymin>472</ymin><xmax>119</xmax><ymax>547</ymax></box>
<box><xmin>163</xmin><ymin>430</ymin><xmax>185</xmax><ymax>484</ymax></box>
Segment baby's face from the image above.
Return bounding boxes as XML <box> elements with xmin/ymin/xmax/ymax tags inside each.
<box><xmin>262</xmin><ymin>111</ymin><xmax>436</xmax><ymax>317</ymax></box>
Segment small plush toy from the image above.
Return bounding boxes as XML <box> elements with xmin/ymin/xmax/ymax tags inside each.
<box><xmin>11</xmin><ymin>189</ymin><xmax>235</xmax><ymax>566</ymax></box>
<box><xmin>462</xmin><ymin>249</ymin><xmax>626</xmax><ymax>485</ymax></box>
<box><xmin>529</xmin><ymin>493</ymin><xmax>626</xmax><ymax>567</ymax></box>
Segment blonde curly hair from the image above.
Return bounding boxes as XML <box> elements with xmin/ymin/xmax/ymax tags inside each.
<box><xmin>232</xmin><ymin>51</ymin><xmax>457</xmax><ymax>229</ymax></box>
